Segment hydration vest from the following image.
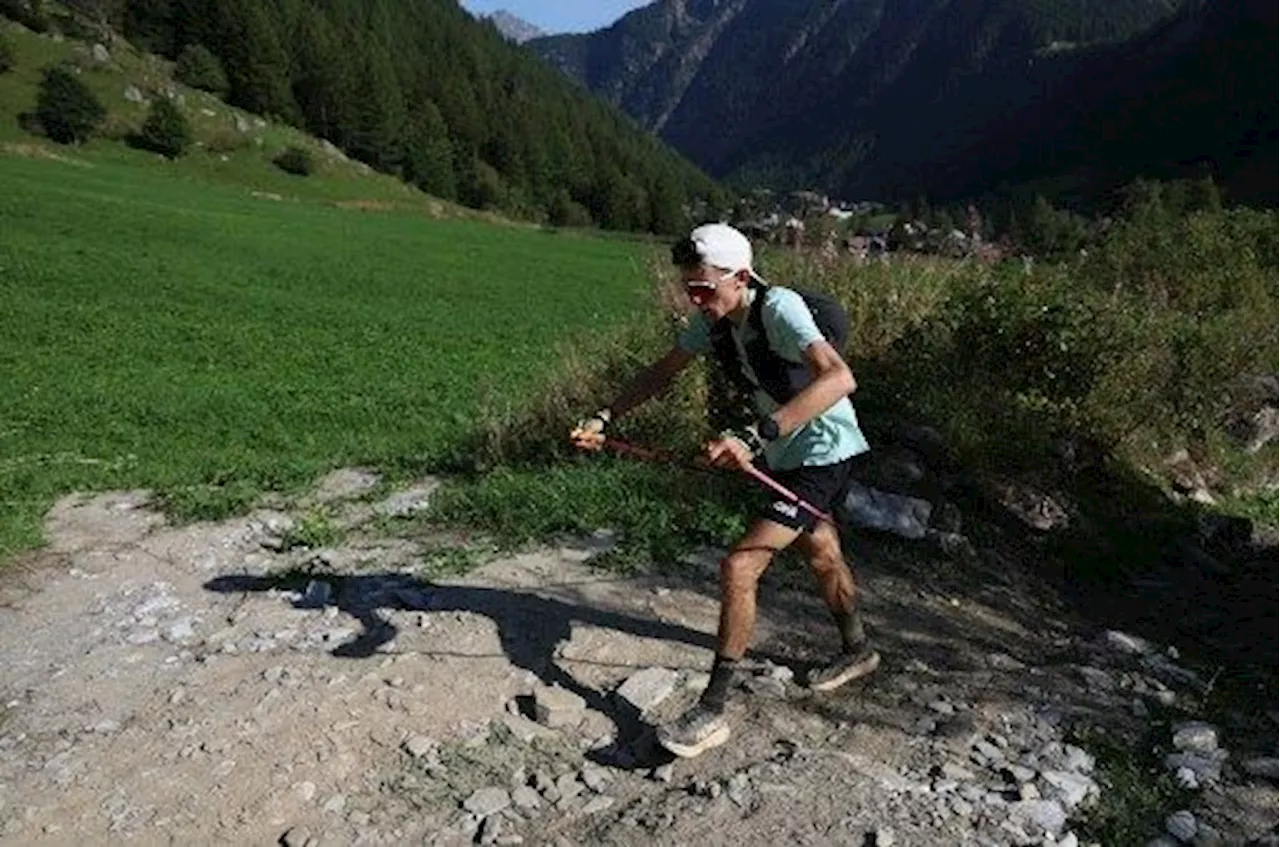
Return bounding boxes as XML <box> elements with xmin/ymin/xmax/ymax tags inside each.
<box><xmin>708</xmin><ymin>283</ymin><xmax>850</xmax><ymax>406</ymax></box>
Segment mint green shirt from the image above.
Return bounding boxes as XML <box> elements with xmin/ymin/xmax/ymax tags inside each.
<box><xmin>678</xmin><ymin>286</ymin><xmax>870</xmax><ymax>471</ymax></box>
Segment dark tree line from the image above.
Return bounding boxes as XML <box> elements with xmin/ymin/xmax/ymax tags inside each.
<box><xmin>109</xmin><ymin>0</ymin><xmax>725</xmax><ymax>232</ymax></box>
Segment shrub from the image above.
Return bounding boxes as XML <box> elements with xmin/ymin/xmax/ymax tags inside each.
<box><xmin>205</xmin><ymin>128</ymin><xmax>249</xmax><ymax>154</ymax></box>
<box><xmin>0</xmin><ymin>31</ymin><xmax>14</xmax><ymax>73</ymax></box>
<box><xmin>35</xmin><ymin>64</ymin><xmax>105</xmax><ymax>144</ymax></box>
<box><xmin>273</xmin><ymin>145</ymin><xmax>313</xmax><ymax>176</ymax></box>
<box><xmin>861</xmin><ymin>204</ymin><xmax>1278</xmax><ymax>482</ymax></box>
<box><xmin>135</xmin><ymin>97</ymin><xmax>190</xmax><ymax>158</ymax></box>
<box><xmin>174</xmin><ymin>44</ymin><xmax>227</xmax><ymax>96</ymax></box>
<box><xmin>50</xmin><ymin>10</ymin><xmax>96</xmax><ymax>41</ymax></box>
<box><xmin>548</xmin><ymin>189</ymin><xmax>593</xmax><ymax>228</ymax></box>
<box><xmin>0</xmin><ymin>0</ymin><xmax>50</xmax><ymax>33</ymax></box>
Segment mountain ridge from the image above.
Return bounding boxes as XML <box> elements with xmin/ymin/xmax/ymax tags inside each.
<box><xmin>485</xmin><ymin>9</ymin><xmax>545</xmax><ymax>43</ymax></box>
<box><xmin>528</xmin><ymin>0</ymin><xmax>1275</xmax><ymax>207</ymax></box>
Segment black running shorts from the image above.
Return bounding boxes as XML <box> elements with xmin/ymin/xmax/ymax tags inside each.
<box><xmin>756</xmin><ymin>456</ymin><xmax>857</xmax><ymax>533</ymax></box>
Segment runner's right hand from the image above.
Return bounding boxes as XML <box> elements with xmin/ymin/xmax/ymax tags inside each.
<box><xmin>569</xmin><ymin>409</ymin><xmax>610</xmax><ymax>451</ymax></box>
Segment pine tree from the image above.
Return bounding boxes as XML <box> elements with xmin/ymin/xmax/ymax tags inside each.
<box><xmin>290</xmin><ymin>11</ymin><xmax>354</xmax><ymax>148</ymax></box>
<box><xmin>174</xmin><ymin>43</ymin><xmax>227</xmax><ymax>95</ymax></box>
<box><xmin>36</xmin><ymin>65</ymin><xmax>105</xmax><ymax>144</ymax></box>
<box><xmin>402</xmin><ymin>103</ymin><xmax>456</xmax><ymax>200</ymax></box>
<box><xmin>215</xmin><ymin>0</ymin><xmax>296</xmax><ymax>121</ymax></box>
<box><xmin>114</xmin><ymin>0</ymin><xmax>723</xmax><ymax>232</ymax></box>
<box><xmin>648</xmin><ymin>172</ymin><xmax>686</xmax><ymax>235</ymax></box>
<box><xmin>0</xmin><ymin>31</ymin><xmax>14</xmax><ymax>74</ymax></box>
<box><xmin>123</xmin><ymin>0</ymin><xmax>175</xmax><ymax>55</ymax></box>
<box><xmin>348</xmin><ymin>36</ymin><xmax>405</xmax><ymax>172</ymax></box>
<box><xmin>137</xmin><ymin>96</ymin><xmax>191</xmax><ymax>157</ymax></box>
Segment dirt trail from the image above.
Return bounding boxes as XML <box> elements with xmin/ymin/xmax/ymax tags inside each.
<box><xmin>0</xmin><ymin>478</ymin><xmax>1275</xmax><ymax>846</ymax></box>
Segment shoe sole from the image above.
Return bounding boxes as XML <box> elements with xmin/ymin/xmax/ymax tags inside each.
<box><xmin>658</xmin><ymin>724</ymin><xmax>732</xmax><ymax>759</ymax></box>
<box><xmin>807</xmin><ymin>650</ymin><xmax>881</xmax><ymax>692</ymax></box>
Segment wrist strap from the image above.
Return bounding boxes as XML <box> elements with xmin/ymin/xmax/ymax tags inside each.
<box><xmin>722</xmin><ymin>426</ymin><xmax>766</xmax><ymax>457</ymax></box>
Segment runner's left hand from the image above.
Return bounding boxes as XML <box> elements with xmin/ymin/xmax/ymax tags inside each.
<box><xmin>705</xmin><ymin>436</ymin><xmax>754</xmax><ymax>471</ymax></box>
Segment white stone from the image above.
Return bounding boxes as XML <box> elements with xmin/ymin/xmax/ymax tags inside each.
<box><xmin>1007</xmin><ymin>799</ymin><xmax>1067</xmax><ymax>836</ymax></box>
<box><xmin>533</xmin><ymin>685</ymin><xmax>586</xmax><ymax>729</ymax></box>
<box><xmin>581</xmin><ymin>796</ymin><xmax>614</xmax><ymax>815</ymax></box>
<box><xmin>1242</xmin><ymin>757</ymin><xmax>1279</xmax><ymax>783</ymax></box>
<box><xmin>615</xmin><ymin>668</ymin><xmax>678</xmax><ymax>714</ymax></box>
<box><xmin>511</xmin><ymin>786</ymin><xmax>540</xmax><ymax>810</ymax></box>
<box><xmin>1005</xmin><ymin>764</ymin><xmax>1036</xmax><ymax>783</ymax></box>
<box><xmin>579</xmin><ymin>764</ymin><xmax>610</xmax><ymax>793</ymax></box>
<box><xmin>166</xmin><ymin>617</ymin><xmax>196</xmax><ymax>643</ymax></box>
<box><xmin>373</xmin><ymin>481</ymin><xmax>440</xmax><ymax>517</ymax></box>
<box><xmin>1040</xmin><ymin>770</ymin><xmax>1096</xmax><ymax>809</ymax></box>
<box><xmin>1172</xmin><ymin>722</ymin><xmax>1218</xmax><ymax>754</ymax></box>
<box><xmin>1062</xmin><ymin>744</ymin><xmax>1095</xmax><ymax>773</ymax></box>
<box><xmin>988</xmin><ymin>652</ymin><xmax>1027</xmax><ymax>671</ymax></box>
<box><xmin>1166</xmin><ymin>809</ymin><xmax>1197</xmax><ymax>842</ymax></box>
<box><xmin>500</xmin><ymin>712</ymin><xmax>552</xmax><ymax>744</ymax></box>
<box><xmin>403</xmin><ymin>734</ymin><xmax>435</xmax><ymax>759</ymax></box>
<box><xmin>1101</xmin><ymin>630</ymin><xmax>1152</xmax><ymax>654</ymax></box>
<box><xmin>1077</xmin><ymin>666</ymin><xmax>1115</xmax><ymax>690</ymax></box>
<box><xmin>1165</xmin><ymin>750</ymin><xmax>1227</xmax><ymax>783</ymax></box>
<box><xmin>463</xmin><ymin>787</ymin><xmax>510</xmax><ymax>818</ymax></box>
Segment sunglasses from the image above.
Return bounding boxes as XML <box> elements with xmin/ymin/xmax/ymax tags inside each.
<box><xmin>683</xmin><ymin>269</ymin><xmax>738</xmax><ymax>305</ymax></box>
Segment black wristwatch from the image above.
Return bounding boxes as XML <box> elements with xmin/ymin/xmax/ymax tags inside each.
<box><xmin>757</xmin><ymin>416</ymin><xmax>780</xmax><ymax>442</ymax></box>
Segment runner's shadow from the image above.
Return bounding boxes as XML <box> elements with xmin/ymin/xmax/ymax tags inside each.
<box><xmin>203</xmin><ymin>571</ymin><xmax>741</xmax><ymax>768</ymax></box>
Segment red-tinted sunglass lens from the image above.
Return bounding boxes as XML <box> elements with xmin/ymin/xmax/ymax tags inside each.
<box><xmin>685</xmin><ymin>283</ymin><xmax>715</xmax><ymax>304</ymax></box>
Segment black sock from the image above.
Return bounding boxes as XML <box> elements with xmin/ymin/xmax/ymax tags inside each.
<box><xmin>698</xmin><ymin>655</ymin><xmax>739</xmax><ymax>713</ymax></box>
<box><xmin>835</xmin><ymin>609</ymin><xmax>866</xmax><ymax>652</ymax></box>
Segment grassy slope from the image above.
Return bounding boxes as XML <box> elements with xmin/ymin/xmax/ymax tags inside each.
<box><xmin>0</xmin><ymin>17</ymin><xmax>665</xmax><ymax>558</ymax></box>
<box><xmin>0</xmin><ymin>18</ymin><xmax>464</xmax><ymax>210</ymax></box>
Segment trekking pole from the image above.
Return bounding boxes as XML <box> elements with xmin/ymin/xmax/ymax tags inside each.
<box><xmin>600</xmin><ymin>437</ymin><xmax>836</xmax><ymax>526</ymax></box>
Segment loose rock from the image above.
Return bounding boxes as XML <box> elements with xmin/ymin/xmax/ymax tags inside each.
<box><xmin>533</xmin><ymin>685</ymin><xmax>586</xmax><ymax>729</ymax></box>
<box><xmin>615</xmin><ymin>668</ymin><xmax>678</xmax><ymax>714</ymax></box>
<box><xmin>464</xmin><ymin>787</ymin><xmax>511</xmax><ymax>818</ymax></box>
<box><xmin>281</xmin><ymin>826</ymin><xmax>314</xmax><ymax>847</ymax></box>
<box><xmin>1101</xmin><ymin>630</ymin><xmax>1153</xmax><ymax>655</ymax></box>
<box><xmin>1172</xmin><ymin>722</ymin><xmax>1219</xmax><ymax>754</ymax></box>
<box><xmin>403</xmin><ymin>734</ymin><xmax>436</xmax><ymax>759</ymax></box>
<box><xmin>1242</xmin><ymin>757</ymin><xmax>1280</xmax><ymax>783</ymax></box>
<box><xmin>1166</xmin><ymin>809</ymin><xmax>1197</xmax><ymax>842</ymax></box>
<box><xmin>1040</xmin><ymin>770</ymin><xmax>1096</xmax><ymax>809</ymax></box>
<box><xmin>1007</xmin><ymin>799</ymin><xmax>1067</xmax><ymax>837</ymax></box>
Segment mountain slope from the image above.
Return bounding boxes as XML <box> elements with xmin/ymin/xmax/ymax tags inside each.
<box><xmin>98</xmin><ymin>0</ymin><xmax>723</xmax><ymax>232</ymax></box>
<box><xmin>485</xmin><ymin>10</ymin><xmax>545</xmax><ymax>44</ymax></box>
<box><xmin>527</xmin><ymin>0</ymin><xmax>1277</xmax><ymax>206</ymax></box>
<box><xmin>920</xmin><ymin>0</ymin><xmax>1278</xmax><ymax>207</ymax></box>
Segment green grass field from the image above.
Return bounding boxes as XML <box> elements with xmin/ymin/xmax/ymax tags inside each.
<box><xmin>0</xmin><ymin>152</ymin><xmax>653</xmax><ymax>558</ymax></box>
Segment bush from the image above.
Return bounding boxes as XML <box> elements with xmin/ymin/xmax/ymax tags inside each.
<box><xmin>548</xmin><ymin>189</ymin><xmax>593</xmax><ymax>228</ymax></box>
<box><xmin>273</xmin><ymin>145</ymin><xmax>313</xmax><ymax>176</ymax></box>
<box><xmin>35</xmin><ymin>64</ymin><xmax>105</xmax><ymax>144</ymax></box>
<box><xmin>174</xmin><ymin>44</ymin><xmax>227</xmax><ymax>96</ymax></box>
<box><xmin>861</xmin><ymin>203</ymin><xmax>1279</xmax><ymax>482</ymax></box>
<box><xmin>50</xmin><ymin>11</ymin><xmax>96</xmax><ymax>41</ymax></box>
<box><xmin>0</xmin><ymin>0</ymin><xmax>50</xmax><ymax>33</ymax></box>
<box><xmin>0</xmin><ymin>31</ymin><xmax>14</xmax><ymax>73</ymax></box>
<box><xmin>135</xmin><ymin>97</ymin><xmax>190</xmax><ymax>158</ymax></box>
<box><xmin>205</xmin><ymin>128</ymin><xmax>249</xmax><ymax>154</ymax></box>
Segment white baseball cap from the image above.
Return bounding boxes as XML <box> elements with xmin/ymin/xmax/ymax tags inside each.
<box><xmin>676</xmin><ymin>223</ymin><xmax>757</xmax><ymax>276</ymax></box>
